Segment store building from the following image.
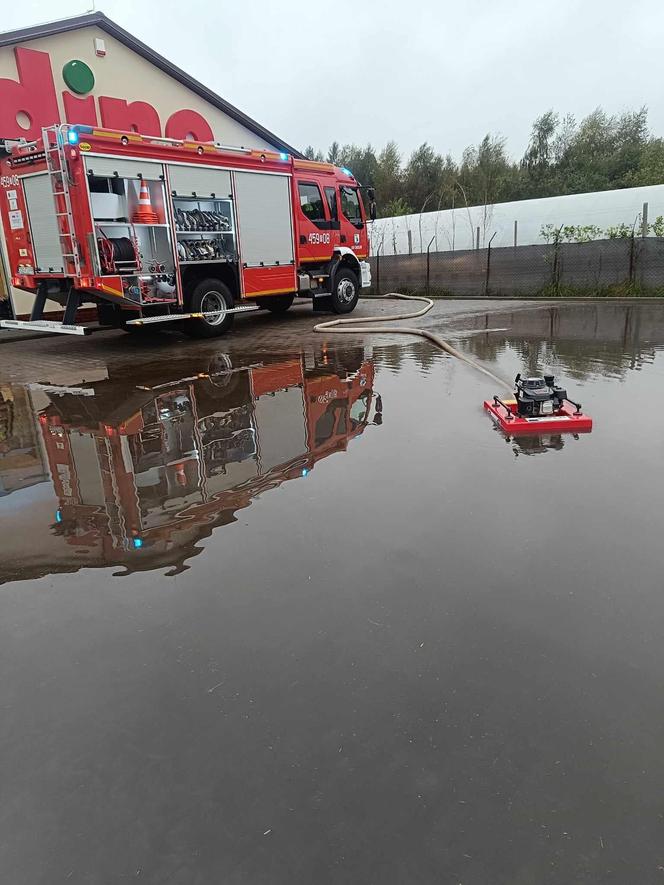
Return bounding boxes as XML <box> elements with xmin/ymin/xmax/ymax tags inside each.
<box><xmin>0</xmin><ymin>12</ymin><xmax>299</xmax><ymax>319</ymax></box>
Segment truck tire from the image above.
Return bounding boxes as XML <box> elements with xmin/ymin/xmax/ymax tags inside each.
<box><xmin>256</xmin><ymin>294</ymin><xmax>295</xmax><ymax>314</ymax></box>
<box><xmin>330</xmin><ymin>268</ymin><xmax>359</xmax><ymax>314</ymax></box>
<box><xmin>184</xmin><ymin>279</ymin><xmax>234</xmax><ymax>338</ymax></box>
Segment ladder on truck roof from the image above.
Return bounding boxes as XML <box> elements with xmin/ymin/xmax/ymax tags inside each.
<box><xmin>43</xmin><ymin>125</ymin><xmax>81</xmax><ymax>278</ymax></box>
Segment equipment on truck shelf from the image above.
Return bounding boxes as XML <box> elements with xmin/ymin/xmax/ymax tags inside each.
<box><xmin>177</xmin><ymin>238</ymin><xmax>231</xmax><ymax>262</ymax></box>
<box><xmin>0</xmin><ymin>124</ymin><xmax>372</xmax><ymax>338</ymax></box>
<box><xmin>131</xmin><ymin>180</ymin><xmax>160</xmax><ymax>224</ymax></box>
<box><xmin>97</xmin><ymin>233</ymin><xmax>140</xmax><ymax>275</ymax></box>
<box><xmin>174</xmin><ymin>208</ymin><xmax>231</xmax><ymax>231</ymax></box>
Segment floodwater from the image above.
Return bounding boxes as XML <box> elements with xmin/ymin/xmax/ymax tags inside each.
<box><xmin>1</xmin><ymin>300</ymin><xmax>664</xmax><ymax>884</ymax></box>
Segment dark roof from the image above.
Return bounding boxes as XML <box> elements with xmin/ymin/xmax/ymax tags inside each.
<box><xmin>0</xmin><ymin>12</ymin><xmax>302</xmax><ymax>157</ymax></box>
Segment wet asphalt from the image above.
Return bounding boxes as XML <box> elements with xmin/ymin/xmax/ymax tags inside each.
<box><xmin>1</xmin><ymin>298</ymin><xmax>664</xmax><ymax>884</ymax></box>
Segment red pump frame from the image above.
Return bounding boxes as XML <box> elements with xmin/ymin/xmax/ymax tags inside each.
<box><xmin>484</xmin><ymin>397</ymin><xmax>593</xmax><ymax>434</ymax></box>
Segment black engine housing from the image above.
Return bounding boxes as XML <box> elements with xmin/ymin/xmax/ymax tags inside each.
<box><xmin>514</xmin><ymin>374</ymin><xmax>567</xmax><ymax>417</ymax></box>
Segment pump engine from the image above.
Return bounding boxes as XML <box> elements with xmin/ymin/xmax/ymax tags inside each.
<box><xmin>514</xmin><ymin>374</ymin><xmax>568</xmax><ymax>418</ymax></box>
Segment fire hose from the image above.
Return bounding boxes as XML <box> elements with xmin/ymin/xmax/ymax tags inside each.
<box><xmin>313</xmin><ymin>293</ymin><xmax>513</xmax><ymax>392</ymax></box>
<box><xmin>98</xmin><ymin>236</ymin><xmax>138</xmax><ymax>274</ymax></box>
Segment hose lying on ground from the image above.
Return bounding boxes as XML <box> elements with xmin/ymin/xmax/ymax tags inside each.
<box><xmin>313</xmin><ymin>293</ymin><xmax>513</xmax><ymax>393</ymax></box>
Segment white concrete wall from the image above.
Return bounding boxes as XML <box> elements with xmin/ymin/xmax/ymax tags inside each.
<box><xmin>370</xmin><ymin>184</ymin><xmax>664</xmax><ymax>256</ymax></box>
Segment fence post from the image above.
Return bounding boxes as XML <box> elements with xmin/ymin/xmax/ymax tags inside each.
<box><xmin>628</xmin><ymin>233</ymin><xmax>635</xmax><ymax>289</ymax></box>
<box><xmin>476</xmin><ymin>226</ymin><xmax>480</xmax><ymax>250</ymax></box>
<box><xmin>375</xmin><ymin>245</ymin><xmax>381</xmax><ymax>295</ymax></box>
<box><xmin>513</xmin><ymin>220</ymin><xmax>518</xmax><ymax>248</ymax></box>
<box><xmin>551</xmin><ymin>225</ymin><xmax>563</xmax><ymax>296</ymax></box>
<box><xmin>642</xmin><ymin>202</ymin><xmax>649</xmax><ymax>238</ymax></box>
<box><xmin>484</xmin><ymin>232</ymin><xmax>497</xmax><ymax>296</ymax></box>
<box><xmin>407</xmin><ymin>229</ymin><xmax>413</xmax><ymax>255</ymax></box>
<box><xmin>426</xmin><ymin>236</ymin><xmax>435</xmax><ymax>297</ymax></box>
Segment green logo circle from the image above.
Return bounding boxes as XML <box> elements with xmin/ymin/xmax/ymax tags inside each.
<box><xmin>62</xmin><ymin>60</ymin><xmax>95</xmax><ymax>95</ymax></box>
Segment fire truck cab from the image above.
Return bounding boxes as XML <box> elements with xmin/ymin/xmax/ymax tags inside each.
<box><xmin>0</xmin><ymin>124</ymin><xmax>372</xmax><ymax>337</ymax></box>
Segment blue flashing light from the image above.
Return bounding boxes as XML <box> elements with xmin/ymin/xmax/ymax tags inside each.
<box><xmin>67</xmin><ymin>129</ymin><xmax>79</xmax><ymax>145</ymax></box>
<box><xmin>55</xmin><ymin>509</ymin><xmax>62</xmax><ymax>523</ymax></box>
<box><xmin>340</xmin><ymin>167</ymin><xmax>352</xmax><ymax>176</ymax></box>
<box><xmin>279</xmin><ymin>152</ymin><xmax>289</xmax><ymax>161</ymax></box>
<box><xmin>132</xmin><ymin>537</ymin><xmax>143</xmax><ymax>549</ymax></box>
<box><xmin>302</xmin><ymin>468</ymin><xmax>309</xmax><ymax>477</ymax></box>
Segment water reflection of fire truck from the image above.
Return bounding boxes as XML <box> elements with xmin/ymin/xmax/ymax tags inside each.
<box><xmin>38</xmin><ymin>352</ymin><xmax>381</xmax><ymax>573</ymax></box>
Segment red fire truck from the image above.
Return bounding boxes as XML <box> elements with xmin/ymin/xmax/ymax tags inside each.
<box><xmin>0</xmin><ymin>124</ymin><xmax>373</xmax><ymax>337</ymax></box>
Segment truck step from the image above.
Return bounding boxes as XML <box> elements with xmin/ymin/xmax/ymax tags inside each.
<box><xmin>126</xmin><ymin>304</ymin><xmax>260</xmax><ymax>326</ymax></box>
<box><xmin>1</xmin><ymin>319</ymin><xmax>89</xmax><ymax>335</ymax></box>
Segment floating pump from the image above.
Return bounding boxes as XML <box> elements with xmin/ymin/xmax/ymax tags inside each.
<box><xmin>484</xmin><ymin>373</ymin><xmax>593</xmax><ymax>434</ymax></box>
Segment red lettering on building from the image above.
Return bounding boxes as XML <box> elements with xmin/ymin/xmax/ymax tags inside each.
<box><xmin>165</xmin><ymin>110</ymin><xmax>214</xmax><ymax>142</ymax></box>
<box><xmin>0</xmin><ymin>47</ymin><xmax>217</xmax><ymax>144</ymax></box>
<box><xmin>0</xmin><ymin>48</ymin><xmax>59</xmax><ymax>140</ymax></box>
<box><xmin>63</xmin><ymin>92</ymin><xmax>98</xmax><ymax>127</ymax></box>
<box><xmin>99</xmin><ymin>97</ymin><xmax>161</xmax><ymax>136</ymax></box>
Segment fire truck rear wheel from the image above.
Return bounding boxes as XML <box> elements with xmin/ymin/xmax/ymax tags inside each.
<box><xmin>185</xmin><ymin>279</ymin><xmax>235</xmax><ymax>338</ymax></box>
<box><xmin>331</xmin><ymin>268</ymin><xmax>359</xmax><ymax>314</ymax></box>
<box><xmin>256</xmin><ymin>294</ymin><xmax>295</xmax><ymax>314</ymax></box>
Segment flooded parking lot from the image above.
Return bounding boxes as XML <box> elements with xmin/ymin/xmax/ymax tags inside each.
<box><xmin>1</xmin><ymin>299</ymin><xmax>664</xmax><ymax>884</ymax></box>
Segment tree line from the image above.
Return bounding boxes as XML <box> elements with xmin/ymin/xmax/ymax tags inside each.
<box><xmin>303</xmin><ymin>107</ymin><xmax>664</xmax><ymax>218</ymax></box>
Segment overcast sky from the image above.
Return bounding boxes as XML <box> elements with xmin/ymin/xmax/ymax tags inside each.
<box><xmin>2</xmin><ymin>0</ymin><xmax>662</xmax><ymax>161</ymax></box>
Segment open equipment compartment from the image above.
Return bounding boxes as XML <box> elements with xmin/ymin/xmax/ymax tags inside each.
<box><xmin>168</xmin><ymin>164</ymin><xmax>236</xmax><ymax>265</ymax></box>
<box><xmin>85</xmin><ymin>155</ymin><xmax>178</xmax><ymax>304</ymax></box>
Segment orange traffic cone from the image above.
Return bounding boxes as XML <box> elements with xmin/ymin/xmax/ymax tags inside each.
<box><xmin>132</xmin><ymin>180</ymin><xmax>159</xmax><ymax>224</ymax></box>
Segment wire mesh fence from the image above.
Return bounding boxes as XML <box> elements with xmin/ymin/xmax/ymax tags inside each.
<box><xmin>369</xmin><ymin>236</ymin><xmax>664</xmax><ymax>297</ymax></box>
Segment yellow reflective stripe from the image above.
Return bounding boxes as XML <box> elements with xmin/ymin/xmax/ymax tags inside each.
<box><xmin>246</xmin><ymin>286</ymin><xmax>295</xmax><ymax>296</ymax></box>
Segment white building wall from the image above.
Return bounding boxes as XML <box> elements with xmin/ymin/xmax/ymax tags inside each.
<box><xmin>0</xmin><ymin>26</ymin><xmax>276</xmax><ymax>151</ymax></box>
<box><xmin>370</xmin><ymin>184</ymin><xmax>664</xmax><ymax>255</ymax></box>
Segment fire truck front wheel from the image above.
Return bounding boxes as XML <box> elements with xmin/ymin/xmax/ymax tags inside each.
<box><xmin>331</xmin><ymin>268</ymin><xmax>360</xmax><ymax>314</ymax></box>
<box><xmin>185</xmin><ymin>279</ymin><xmax>235</xmax><ymax>338</ymax></box>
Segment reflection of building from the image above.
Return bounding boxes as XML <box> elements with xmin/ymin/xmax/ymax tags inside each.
<box><xmin>0</xmin><ymin>384</ymin><xmax>48</xmax><ymax>494</ymax></box>
<box><xmin>28</xmin><ymin>351</ymin><xmax>380</xmax><ymax>577</ymax></box>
